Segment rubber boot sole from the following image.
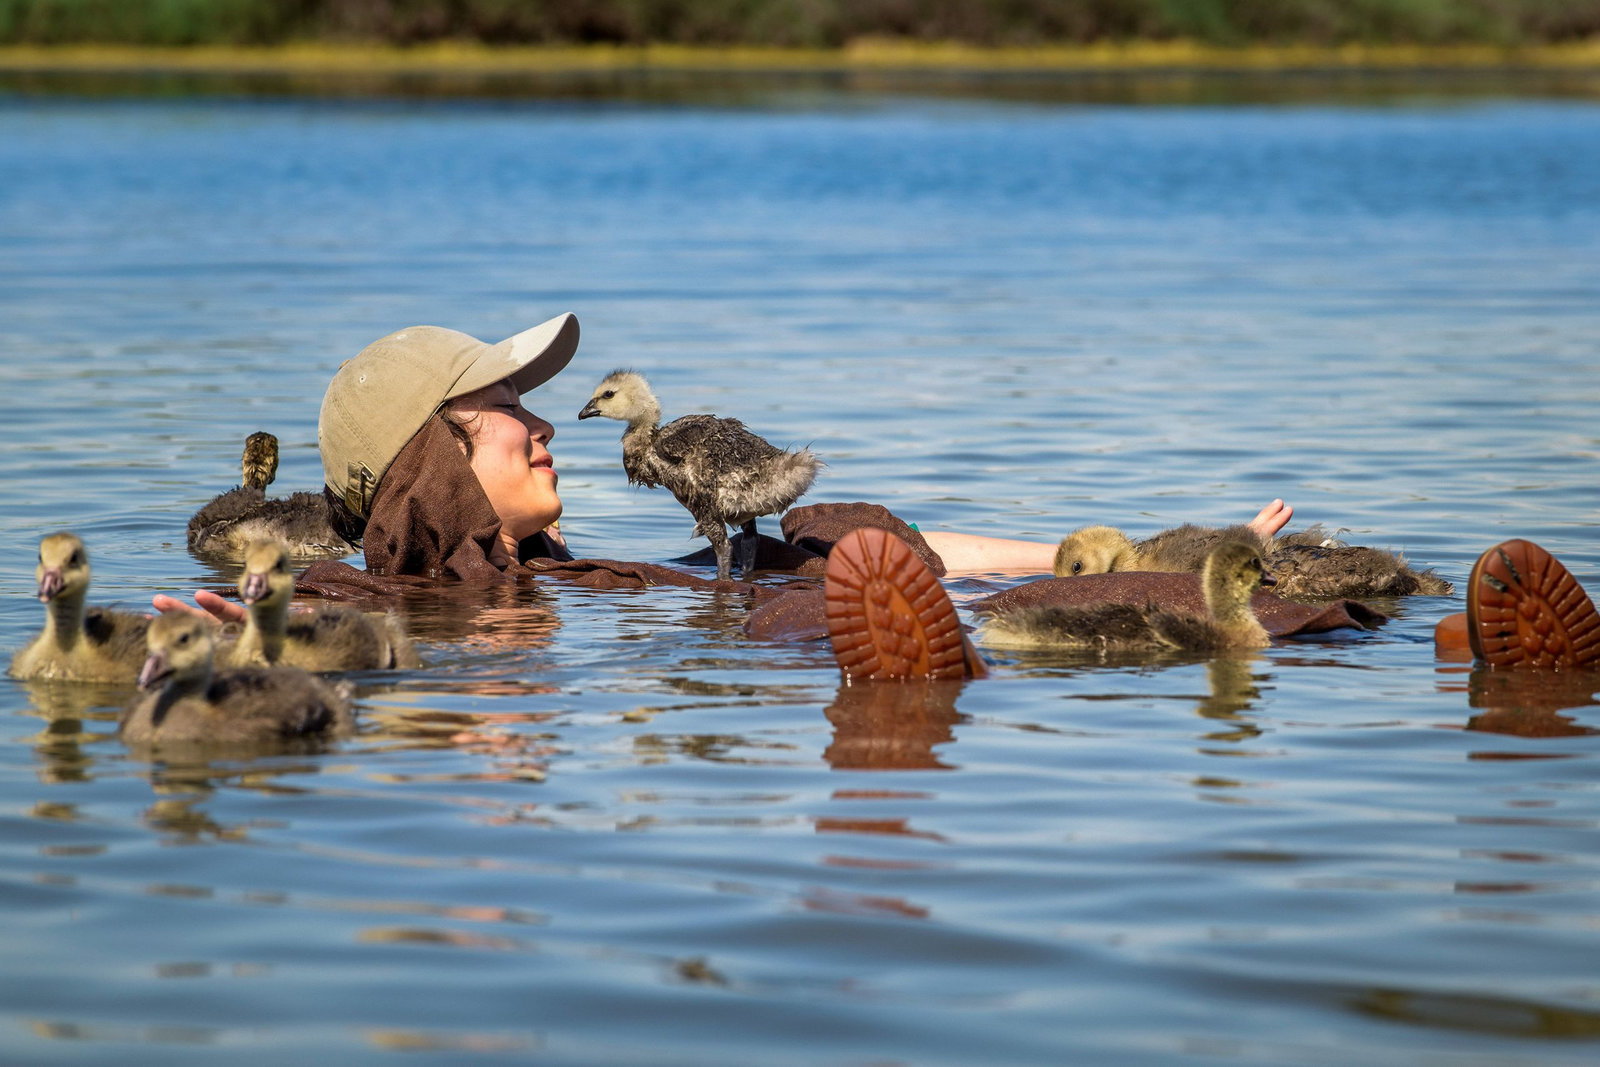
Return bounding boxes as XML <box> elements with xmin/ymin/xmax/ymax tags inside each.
<box><xmin>825</xmin><ymin>527</ymin><xmax>973</xmax><ymax>681</ymax></box>
<box><xmin>1467</xmin><ymin>538</ymin><xmax>1600</xmax><ymax>670</ymax></box>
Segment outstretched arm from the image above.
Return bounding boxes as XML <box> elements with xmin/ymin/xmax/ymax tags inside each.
<box><xmin>923</xmin><ymin>499</ymin><xmax>1294</xmax><ymax>575</ymax></box>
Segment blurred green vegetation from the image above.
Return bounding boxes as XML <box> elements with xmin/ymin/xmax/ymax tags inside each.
<box><xmin>1</xmin><ymin>0</ymin><xmax>1597</xmax><ymax>47</ymax></box>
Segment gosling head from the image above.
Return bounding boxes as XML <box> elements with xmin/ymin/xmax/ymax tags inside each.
<box><xmin>242</xmin><ymin>431</ymin><xmax>279</xmax><ymax>491</ymax></box>
<box><xmin>578</xmin><ymin>370</ymin><xmax>661</xmax><ymax>428</ymax></box>
<box><xmin>138</xmin><ymin>613</ymin><xmax>217</xmax><ymax>692</ymax></box>
<box><xmin>1054</xmin><ymin>525</ymin><xmax>1137</xmax><ymax>577</ymax></box>
<box><xmin>1200</xmin><ymin>541</ymin><xmax>1277</xmax><ymax>619</ymax></box>
<box><xmin>238</xmin><ymin>539</ymin><xmax>295</xmax><ymax>607</ymax></box>
<box><xmin>36</xmin><ymin>532</ymin><xmax>90</xmax><ymax>604</ymax></box>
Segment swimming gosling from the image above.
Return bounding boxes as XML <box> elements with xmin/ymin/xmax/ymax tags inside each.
<box><xmin>188</xmin><ymin>432</ymin><xmax>355</xmax><ymax>561</ymax></box>
<box><xmin>9</xmin><ymin>532</ymin><xmax>149</xmax><ymax>683</ymax></box>
<box><xmin>982</xmin><ymin>541</ymin><xmax>1276</xmax><ymax>653</ymax></box>
<box><xmin>228</xmin><ymin>539</ymin><xmax>419</xmax><ymax>671</ymax></box>
<box><xmin>578</xmin><ymin>370</ymin><xmax>822</xmax><ymax>581</ymax></box>
<box><xmin>1053</xmin><ymin>522</ymin><xmax>1452</xmax><ymax>599</ymax></box>
<box><xmin>120</xmin><ymin>612</ymin><xmax>354</xmax><ymax>746</ymax></box>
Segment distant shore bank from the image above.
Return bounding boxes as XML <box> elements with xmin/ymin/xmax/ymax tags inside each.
<box><xmin>3</xmin><ymin>39</ymin><xmax>1599</xmax><ymax>76</ymax></box>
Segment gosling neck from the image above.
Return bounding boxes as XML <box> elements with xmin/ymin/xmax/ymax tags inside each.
<box><xmin>1109</xmin><ymin>542</ymin><xmax>1141</xmax><ymax>571</ymax></box>
<box><xmin>1203</xmin><ymin>567</ymin><xmax>1268</xmax><ymax>644</ymax></box>
<box><xmin>150</xmin><ymin>656</ymin><xmax>213</xmax><ymax>726</ymax></box>
<box><xmin>618</xmin><ymin>402</ymin><xmax>663</xmax><ymax>473</ymax></box>
<box><xmin>169</xmin><ymin>656</ymin><xmax>215</xmax><ymax>699</ymax></box>
<box><xmin>620</xmin><ymin>397</ymin><xmax>662</xmax><ymax>439</ymax></box>
<box><xmin>42</xmin><ymin>586</ymin><xmax>87</xmax><ymax>653</ymax></box>
<box><xmin>240</xmin><ymin>595</ymin><xmax>288</xmax><ymax>665</ymax></box>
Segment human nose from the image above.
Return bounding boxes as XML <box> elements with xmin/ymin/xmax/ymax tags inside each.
<box><xmin>520</xmin><ymin>407</ymin><xmax>555</xmax><ymax>444</ymax></box>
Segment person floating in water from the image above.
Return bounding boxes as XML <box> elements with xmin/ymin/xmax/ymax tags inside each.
<box><xmin>155</xmin><ymin>312</ymin><xmax>1296</xmax><ymax>625</ymax></box>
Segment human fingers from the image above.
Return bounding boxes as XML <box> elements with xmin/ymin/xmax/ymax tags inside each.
<box><xmin>194</xmin><ymin>588</ymin><xmax>249</xmax><ymax>625</ymax></box>
<box><xmin>1248</xmin><ymin>499</ymin><xmax>1293</xmax><ymax>539</ymax></box>
<box><xmin>150</xmin><ymin>593</ymin><xmax>222</xmax><ymax>625</ymax></box>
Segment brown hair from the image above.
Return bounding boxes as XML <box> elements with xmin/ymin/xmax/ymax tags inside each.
<box><xmin>322</xmin><ymin>484</ymin><xmax>367</xmax><ymax>547</ymax></box>
<box><xmin>439</xmin><ymin>401</ymin><xmax>478</xmax><ymax>459</ymax></box>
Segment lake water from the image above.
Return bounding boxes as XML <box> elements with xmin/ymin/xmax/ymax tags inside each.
<box><xmin>2</xmin><ymin>70</ymin><xmax>1599</xmax><ymax>1065</ymax></box>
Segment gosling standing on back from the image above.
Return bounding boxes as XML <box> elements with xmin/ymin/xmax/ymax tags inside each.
<box><xmin>578</xmin><ymin>370</ymin><xmax>822</xmax><ymax>581</ymax></box>
<box><xmin>981</xmin><ymin>541</ymin><xmax>1277</xmax><ymax>653</ymax></box>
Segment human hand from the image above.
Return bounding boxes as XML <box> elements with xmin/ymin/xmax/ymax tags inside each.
<box><xmin>1248</xmin><ymin>499</ymin><xmax>1293</xmax><ymax>540</ymax></box>
<box><xmin>150</xmin><ymin>589</ymin><xmax>247</xmax><ymax>627</ymax></box>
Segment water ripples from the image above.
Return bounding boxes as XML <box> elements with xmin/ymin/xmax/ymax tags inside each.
<box><xmin>2</xmin><ymin>88</ymin><xmax>1600</xmax><ymax>1062</ymax></box>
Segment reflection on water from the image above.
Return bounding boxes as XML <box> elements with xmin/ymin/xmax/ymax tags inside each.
<box><xmin>2</xmin><ymin>80</ymin><xmax>1600</xmax><ymax>1064</ymax></box>
<box><xmin>1195</xmin><ymin>656</ymin><xmax>1265</xmax><ymax>738</ymax></box>
<box><xmin>391</xmin><ymin>581</ymin><xmax>562</xmax><ymax>648</ymax></box>
<box><xmin>823</xmin><ymin>680</ymin><xmax>966</xmax><ymax>770</ymax></box>
<box><xmin>1464</xmin><ymin>669</ymin><xmax>1600</xmax><ymax>740</ymax></box>
<box><xmin>1353</xmin><ymin>987</ymin><xmax>1600</xmax><ymax>1040</ymax></box>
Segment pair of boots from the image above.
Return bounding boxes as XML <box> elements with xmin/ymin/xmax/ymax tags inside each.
<box><xmin>824</xmin><ymin>530</ymin><xmax>1600</xmax><ymax>681</ymax></box>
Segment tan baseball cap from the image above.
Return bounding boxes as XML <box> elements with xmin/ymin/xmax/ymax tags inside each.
<box><xmin>319</xmin><ymin>312</ymin><xmax>579</xmax><ymax>517</ymax></box>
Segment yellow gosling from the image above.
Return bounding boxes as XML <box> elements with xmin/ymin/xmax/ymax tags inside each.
<box><xmin>9</xmin><ymin>532</ymin><xmax>149</xmax><ymax>683</ymax></box>
<box><xmin>983</xmin><ymin>541</ymin><xmax>1275</xmax><ymax>653</ymax></box>
<box><xmin>120</xmin><ymin>613</ymin><xmax>353</xmax><ymax>745</ymax></box>
<box><xmin>229</xmin><ymin>539</ymin><xmax>418</xmax><ymax>671</ymax></box>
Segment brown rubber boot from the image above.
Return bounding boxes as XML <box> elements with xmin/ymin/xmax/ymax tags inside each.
<box><xmin>1467</xmin><ymin>539</ymin><xmax>1600</xmax><ymax>670</ymax></box>
<box><xmin>824</xmin><ymin>527</ymin><xmax>982</xmax><ymax>681</ymax></box>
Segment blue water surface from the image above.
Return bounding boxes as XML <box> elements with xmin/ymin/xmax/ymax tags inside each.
<box><xmin>1</xmin><ymin>76</ymin><xmax>1598</xmax><ymax>1064</ymax></box>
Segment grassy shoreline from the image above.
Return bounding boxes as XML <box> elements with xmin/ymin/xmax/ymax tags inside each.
<box><xmin>2</xmin><ymin>38</ymin><xmax>1599</xmax><ymax>75</ymax></box>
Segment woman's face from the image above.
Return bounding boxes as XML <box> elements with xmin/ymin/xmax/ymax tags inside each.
<box><xmin>449</xmin><ymin>380</ymin><xmax>561</xmax><ymax>542</ymax></box>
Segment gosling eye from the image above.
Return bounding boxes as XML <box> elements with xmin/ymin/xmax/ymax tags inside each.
<box><xmin>69</xmin><ymin>551</ymin><xmax>83</xmax><ymax>565</ymax></box>
<box><xmin>601</xmin><ymin>390</ymin><xmax>615</xmax><ymax>400</ymax></box>
<box><xmin>177</xmin><ymin>633</ymin><xmax>192</xmax><ymax>646</ymax></box>
<box><xmin>1071</xmin><ymin>560</ymin><xmax>1083</xmax><ymax>574</ymax></box>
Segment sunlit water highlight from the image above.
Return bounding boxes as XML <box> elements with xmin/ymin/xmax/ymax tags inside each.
<box><xmin>1</xmin><ymin>75</ymin><xmax>1599</xmax><ymax>1064</ymax></box>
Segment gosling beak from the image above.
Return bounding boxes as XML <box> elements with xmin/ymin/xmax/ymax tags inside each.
<box><xmin>1259</xmin><ymin>570</ymin><xmax>1278</xmax><ymax>588</ymax></box>
<box><xmin>240</xmin><ymin>571</ymin><xmax>268</xmax><ymax>604</ymax></box>
<box><xmin>577</xmin><ymin>399</ymin><xmax>601</xmax><ymax>420</ymax></box>
<box><xmin>137</xmin><ymin>651</ymin><xmax>172</xmax><ymax>692</ymax></box>
<box><xmin>37</xmin><ymin>569</ymin><xmax>63</xmax><ymax>602</ymax></box>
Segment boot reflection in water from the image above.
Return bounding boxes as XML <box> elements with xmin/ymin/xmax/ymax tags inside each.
<box><xmin>1464</xmin><ymin>670</ymin><xmax>1600</xmax><ymax>739</ymax></box>
<box><xmin>822</xmin><ymin>681</ymin><xmax>965</xmax><ymax>771</ymax></box>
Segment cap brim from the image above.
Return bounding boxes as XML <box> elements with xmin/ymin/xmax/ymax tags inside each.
<box><xmin>448</xmin><ymin>312</ymin><xmax>580</xmax><ymax>400</ymax></box>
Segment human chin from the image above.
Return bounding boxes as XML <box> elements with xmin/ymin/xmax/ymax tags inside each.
<box><xmin>523</xmin><ymin>486</ymin><xmax>562</xmax><ymax>536</ymax></box>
